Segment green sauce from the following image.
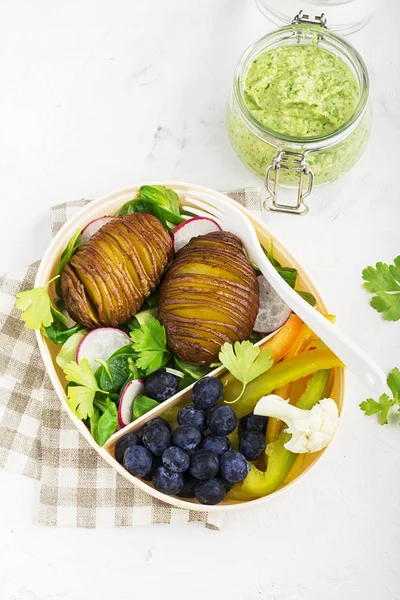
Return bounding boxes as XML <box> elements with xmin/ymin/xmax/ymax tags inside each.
<box><xmin>227</xmin><ymin>43</ymin><xmax>371</xmax><ymax>185</ymax></box>
<box><xmin>244</xmin><ymin>45</ymin><xmax>358</xmax><ymax>138</ymax></box>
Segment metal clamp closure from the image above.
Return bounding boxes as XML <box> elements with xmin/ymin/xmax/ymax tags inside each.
<box><xmin>292</xmin><ymin>10</ymin><xmax>327</xmax><ymax>28</ymax></box>
<box><xmin>263</xmin><ymin>150</ymin><xmax>314</xmax><ymax>216</ymax></box>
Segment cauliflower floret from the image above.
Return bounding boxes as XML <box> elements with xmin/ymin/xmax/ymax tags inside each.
<box><xmin>254</xmin><ymin>394</ymin><xmax>340</xmax><ymax>454</ymax></box>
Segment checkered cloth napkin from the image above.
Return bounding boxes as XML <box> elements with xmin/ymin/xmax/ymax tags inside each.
<box><xmin>0</xmin><ymin>188</ymin><xmax>261</xmax><ymax>530</ymax></box>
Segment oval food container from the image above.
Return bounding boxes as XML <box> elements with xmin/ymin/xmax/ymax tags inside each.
<box><xmin>35</xmin><ymin>182</ymin><xmax>345</xmax><ymax>512</ymax></box>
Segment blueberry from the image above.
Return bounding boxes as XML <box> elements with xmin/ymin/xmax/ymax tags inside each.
<box><xmin>123</xmin><ymin>445</ymin><xmax>153</xmax><ymax>478</ymax></box>
<box><xmin>162</xmin><ymin>446</ymin><xmax>190</xmax><ymax>473</ymax></box>
<box><xmin>194</xmin><ymin>478</ymin><xmax>227</xmax><ymax>505</ymax></box>
<box><xmin>114</xmin><ymin>433</ymin><xmax>140</xmax><ymax>464</ymax></box>
<box><xmin>189</xmin><ymin>449</ymin><xmax>219</xmax><ymax>480</ymax></box>
<box><xmin>240</xmin><ymin>412</ymin><xmax>269</xmax><ymax>435</ymax></box>
<box><xmin>172</xmin><ymin>426</ymin><xmax>201</xmax><ymax>452</ymax></box>
<box><xmin>192</xmin><ymin>377</ymin><xmax>223</xmax><ymax>409</ymax></box>
<box><xmin>200</xmin><ymin>434</ymin><xmax>231</xmax><ymax>456</ymax></box>
<box><xmin>207</xmin><ymin>406</ymin><xmax>238</xmax><ymax>435</ymax></box>
<box><xmin>177</xmin><ymin>405</ymin><xmax>206</xmax><ymax>431</ymax></box>
<box><xmin>148</xmin><ymin>417</ymin><xmax>171</xmax><ymax>432</ymax></box>
<box><xmin>220</xmin><ymin>450</ymin><xmax>250</xmax><ymax>483</ymax></box>
<box><xmin>239</xmin><ymin>431</ymin><xmax>266</xmax><ymax>461</ymax></box>
<box><xmin>152</xmin><ymin>465</ymin><xmax>184</xmax><ymax>496</ymax></box>
<box><xmin>220</xmin><ymin>478</ymin><xmax>233</xmax><ymax>492</ymax></box>
<box><xmin>142</xmin><ymin>455</ymin><xmax>162</xmax><ymax>482</ymax></box>
<box><xmin>142</xmin><ymin>420</ymin><xmax>171</xmax><ymax>456</ymax></box>
<box><xmin>145</xmin><ymin>369</ymin><xmax>179</xmax><ymax>402</ymax></box>
<box><xmin>176</xmin><ymin>474</ymin><xmax>197</xmax><ymax>498</ymax></box>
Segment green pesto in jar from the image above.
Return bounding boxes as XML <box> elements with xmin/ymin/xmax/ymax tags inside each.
<box><xmin>227</xmin><ymin>42</ymin><xmax>370</xmax><ymax>184</ymax></box>
<box><xmin>244</xmin><ymin>45</ymin><xmax>359</xmax><ymax>138</ymax></box>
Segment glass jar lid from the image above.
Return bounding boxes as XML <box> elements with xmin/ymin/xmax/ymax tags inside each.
<box><xmin>256</xmin><ymin>0</ymin><xmax>380</xmax><ymax>35</ymax></box>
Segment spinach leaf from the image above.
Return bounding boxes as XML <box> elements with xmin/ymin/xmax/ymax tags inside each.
<box><xmin>90</xmin><ymin>409</ymin><xmax>101</xmax><ymax>441</ymax></box>
<box><xmin>297</xmin><ymin>291</ymin><xmax>317</xmax><ymax>306</ymax></box>
<box><xmin>145</xmin><ymin>288</ymin><xmax>160</xmax><ymax>309</ymax></box>
<box><xmin>95</xmin><ymin>345</ymin><xmax>142</xmax><ymax>394</ymax></box>
<box><xmin>117</xmin><ymin>198</ymin><xmax>184</xmax><ymax>229</ymax></box>
<box><xmin>55</xmin><ymin>229</ymin><xmax>82</xmax><ymax>295</ymax></box>
<box><xmin>133</xmin><ymin>394</ymin><xmax>159</xmax><ymax>420</ymax></box>
<box><xmin>45</xmin><ymin>321</ymin><xmax>84</xmax><ymax>344</ymax></box>
<box><xmin>96</xmin><ymin>402</ymin><xmax>118</xmax><ymax>446</ymax></box>
<box><xmin>261</xmin><ymin>244</ymin><xmax>298</xmax><ymax>289</ymax></box>
<box><xmin>173</xmin><ymin>357</ymin><xmax>210</xmax><ymax>381</ymax></box>
<box><xmin>137</xmin><ymin>185</ymin><xmax>181</xmax><ymax>216</ymax></box>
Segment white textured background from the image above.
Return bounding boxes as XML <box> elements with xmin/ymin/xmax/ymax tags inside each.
<box><xmin>1</xmin><ymin>1</ymin><xmax>400</xmax><ymax>599</ymax></box>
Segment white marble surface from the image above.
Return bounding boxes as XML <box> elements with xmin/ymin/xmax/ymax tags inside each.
<box><xmin>1</xmin><ymin>1</ymin><xmax>400</xmax><ymax>599</ymax></box>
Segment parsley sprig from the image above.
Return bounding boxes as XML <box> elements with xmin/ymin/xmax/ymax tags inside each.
<box><xmin>360</xmin><ymin>367</ymin><xmax>400</xmax><ymax>425</ymax></box>
<box><xmin>130</xmin><ymin>316</ymin><xmax>170</xmax><ymax>375</ymax></box>
<box><xmin>219</xmin><ymin>340</ymin><xmax>273</xmax><ymax>403</ymax></box>
<box><xmin>362</xmin><ymin>256</ymin><xmax>400</xmax><ymax>321</ymax></box>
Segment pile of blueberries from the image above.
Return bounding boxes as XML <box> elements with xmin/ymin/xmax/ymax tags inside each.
<box><xmin>115</xmin><ymin>375</ymin><xmax>268</xmax><ymax>505</ymax></box>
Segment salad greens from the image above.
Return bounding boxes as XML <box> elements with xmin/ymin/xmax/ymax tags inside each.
<box><xmin>362</xmin><ymin>255</ymin><xmax>400</xmax><ymax>321</ymax></box>
<box><xmin>360</xmin><ymin>367</ymin><xmax>400</xmax><ymax>425</ymax></box>
<box><xmin>63</xmin><ymin>358</ymin><xmax>106</xmax><ymax>420</ymax></box>
<box><xmin>133</xmin><ymin>394</ymin><xmax>159</xmax><ymax>420</ymax></box>
<box><xmin>96</xmin><ymin>401</ymin><xmax>118</xmax><ymax>446</ymax></box>
<box><xmin>130</xmin><ymin>316</ymin><xmax>170</xmax><ymax>375</ymax></box>
<box><xmin>56</xmin><ymin>330</ymin><xmax>87</xmax><ymax>368</ymax></box>
<box><xmin>261</xmin><ymin>240</ymin><xmax>316</xmax><ymax>306</ymax></box>
<box><xmin>138</xmin><ymin>185</ymin><xmax>181</xmax><ymax>216</ymax></box>
<box><xmin>219</xmin><ymin>340</ymin><xmax>273</xmax><ymax>404</ymax></box>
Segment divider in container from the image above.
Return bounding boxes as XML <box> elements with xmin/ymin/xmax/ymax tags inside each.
<box><xmin>103</xmin><ymin>330</ymin><xmax>279</xmax><ymax>457</ymax></box>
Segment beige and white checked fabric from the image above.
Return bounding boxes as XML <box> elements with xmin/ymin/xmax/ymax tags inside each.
<box><xmin>0</xmin><ymin>188</ymin><xmax>261</xmax><ymax>529</ymax></box>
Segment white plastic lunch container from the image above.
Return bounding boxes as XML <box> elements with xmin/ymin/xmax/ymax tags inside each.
<box><xmin>35</xmin><ymin>182</ymin><xmax>345</xmax><ymax>512</ymax></box>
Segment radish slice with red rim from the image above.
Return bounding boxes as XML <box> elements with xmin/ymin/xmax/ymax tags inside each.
<box><xmin>76</xmin><ymin>328</ymin><xmax>131</xmax><ymax>372</ymax></box>
<box><xmin>172</xmin><ymin>217</ymin><xmax>221</xmax><ymax>253</ymax></box>
<box><xmin>253</xmin><ymin>275</ymin><xmax>292</xmax><ymax>334</ymax></box>
<box><xmin>118</xmin><ymin>379</ymin><xmax>145</xmax><ymax>427</ymax></box>
<box><xmin>81</xmin><ymin>216</ymin><xmax>114</xmax><ymax>245</ymax></box>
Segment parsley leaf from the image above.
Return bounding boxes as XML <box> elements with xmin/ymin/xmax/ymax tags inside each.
<box><xmin>219</xmin><ymin>340</ymin><xmax>273</xmax><ymax>403</ymax></box>
<box><xmin>15</xmin><ymin>287</ymin><xmax>54</xmax><ymax>330</ymax></box>
<box><xmin>360</xmin><ymin>394</ymin><xmax>394</xmax><ymax>425</ymax></box>
<box><xmin>362</xmin><ymin>256</ymin><xmax>400</xmax><ymax>321</ymax></box>
<box><xmin>387</xmin><ymin>367</ymin><xmax>400</xmax><ymax>398</ymax></box>
<box><xmin>130</xmin><ymin>316</ymin><xmax>170</xmax><ymax>375</ymax></box>
<box><xmin>63</xmin><ymin>358</ymin><xmax>105</xmax><ymax>419</ymax></box>
<box><xmin>360</xmin><ymin>367</ymin><xmax>400</xmax><ymax>425</ymax></box>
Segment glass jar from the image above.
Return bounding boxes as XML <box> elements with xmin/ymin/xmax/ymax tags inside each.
<box><xmin>227</xmin><ymin>13</ymin><xmax>371</xmax><ymax>215</ymax></box>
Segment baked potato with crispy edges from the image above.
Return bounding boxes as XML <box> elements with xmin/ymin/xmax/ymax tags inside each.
<box><xmin>61</xmin><ymin>212</ymin><xmax>172</xmax><ymax>327</ymax></box>
<box><xmin>158</xmin><ymin>231</ymin><xmax>259</xmax><ymax>364</ymax></box>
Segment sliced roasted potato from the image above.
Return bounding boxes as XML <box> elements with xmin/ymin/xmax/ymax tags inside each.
<box><xmin>61</xmin><ymin>212</ymin><xmax>172</xmax><ymax>327</ymax></box>
<box><xmin>158</xmin><ymin>230</ymin><xmax>258</xmax><ymax>364</ymax></box>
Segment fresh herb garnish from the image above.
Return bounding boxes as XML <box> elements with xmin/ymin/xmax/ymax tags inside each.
<box><xmin>362</xmin><ymin>256</ymin><xmax>400</xmax><ymax>321</ymax></box>
<box><xmin>360</xmin><ymin>367</ymin><xmax>400</xmax><ymax>424</ymax></box>
<box><xmin>130</xmin><ymin>316</ymin><xmax>170</xmax><ymax>375</ymax></box>
<box><xmin>63</xmin><ymin>358</ymin><xmax>106</xmax><ymax>419</ymax></box>
<box><xmin>219</xmin><ymin>340</ymin><xmax>273</xmax><ymax>404</ymax></box>
<box><xmin>15</xmin><ymin>275</ymin><xmax>65</xmax><ymax>330</ymax></box>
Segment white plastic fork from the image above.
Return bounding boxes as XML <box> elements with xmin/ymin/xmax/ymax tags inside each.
<box><xmin>182</xmin><ymin>190</ymin><xmax>387</xmax><ymax>395</ymax></box>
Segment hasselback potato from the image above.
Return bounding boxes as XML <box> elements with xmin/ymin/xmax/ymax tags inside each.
<box><xmin>158</xmin><ymin>231</ymin><xmax>259</xmax><ymax>364</ymax></box>
<box><xmin>61</xmin><ymin>212</ymin><xmax>172</xmax><ymax>328</ymax></box>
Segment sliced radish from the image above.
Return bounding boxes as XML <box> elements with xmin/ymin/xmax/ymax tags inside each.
<box><xmin>81</xmin><ymin>216</ymin><xmax>114</xmax><ymax>245</ymax></box>
<box><xmin>118</xmin><ymin>379</ymin><xmax>145</xmax><ymax>427</ymax></box>
<box><xmin>254</xmin><ymin>275</ymin><xmax>292</xmax><ymax>334</ymax></box>
<box><xmin>76</xmin><ymin>328</ymin><xmax>131</xmax><ymax>372</ymax></box>
<box><xmin>172</xmin><ymin>217</ymin><xmax>222</xmax><ymax>253</ymax></box>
